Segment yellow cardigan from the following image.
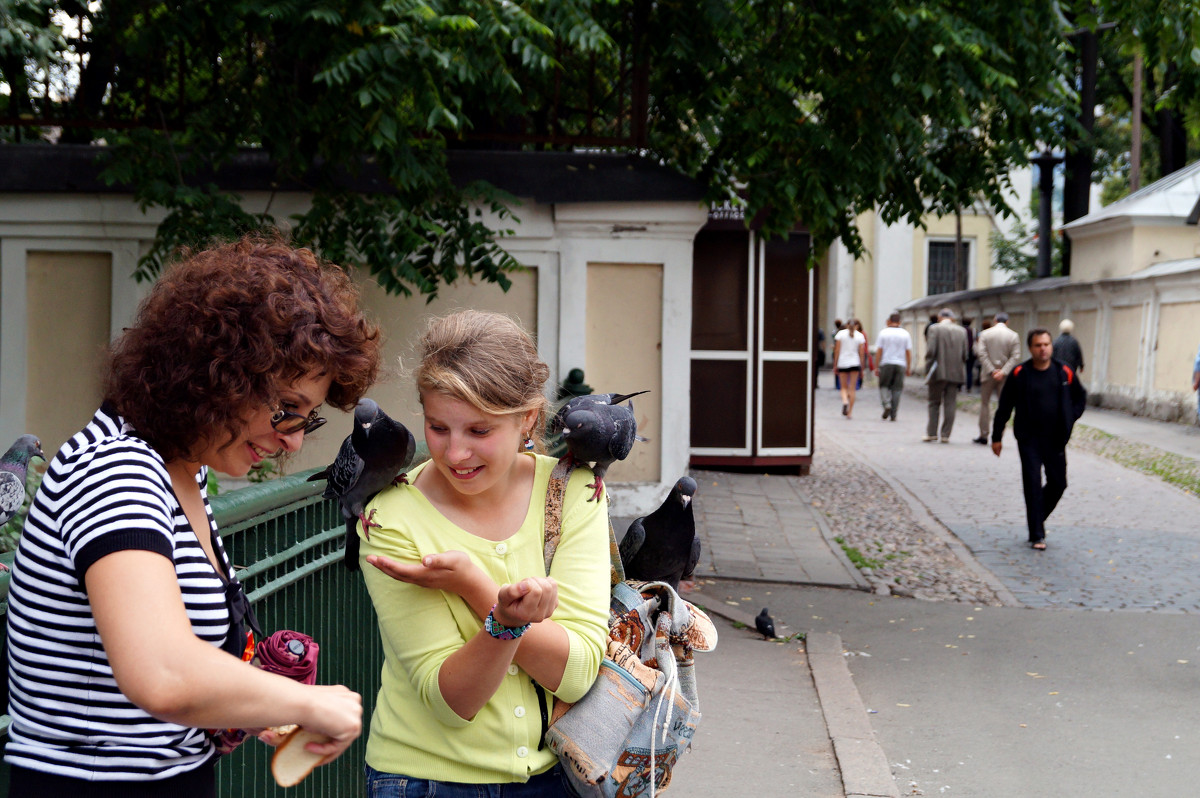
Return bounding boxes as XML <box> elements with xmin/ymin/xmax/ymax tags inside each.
<box><xmin>360</xmin><ymin>453</ymin><xmax>611</xmax><ymax>783</ymax></box>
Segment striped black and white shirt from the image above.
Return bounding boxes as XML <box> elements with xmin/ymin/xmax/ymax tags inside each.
<box><xmin>5</xmin><ymin>404</ymin><xmax>235</xmax><ymax>782</ymax></box>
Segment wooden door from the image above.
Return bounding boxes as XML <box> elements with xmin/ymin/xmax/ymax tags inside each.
<box><xmin>690</xmin><ymin>226</ymin><xmax>813</xmax><ymax>467</ymax></box>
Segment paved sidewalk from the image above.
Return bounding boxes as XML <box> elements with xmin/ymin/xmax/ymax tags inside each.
<box><xmin>819</xmin><ymin>381</ymin><xmax>1200</xmax><ymax>611</ymax></box>
<box><xmin>661</xmin><ymin>376</ymin><xmax>1200</xmax><ymax>797</ymax></box>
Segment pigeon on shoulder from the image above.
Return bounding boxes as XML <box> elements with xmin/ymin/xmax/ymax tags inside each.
<box><xmin>619</xmin><ymin>476</ymin><xmax>698</xmax><ymax>591</ymax></box>
<box><xmin>308</xmin><ymin>399</ymin><xmax>416</xmax><ymax>570</ymax></box>
<box><xmin>755</xmin><ymin>608</ymin><xmax>776</xmax><ymax>640</ymax></box>
<box><xmin>552</xmin><ymin>391</ymin><xmax>649</xmax><ymax>501</ymax></box>
<box><xmin>0</xmin><ymin>434</ymin><xmax>44</xmax><ymax>528</ymax></box>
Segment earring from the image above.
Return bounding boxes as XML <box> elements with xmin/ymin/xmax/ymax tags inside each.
<box><xmin>523</xmin><ymin>435</ymin><xmax>535</xmax><ymax>451</ymax></box>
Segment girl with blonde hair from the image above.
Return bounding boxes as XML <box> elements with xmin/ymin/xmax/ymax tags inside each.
<box><xmin>360</xmin><ymin>310</ymin><xmax>611</xmax><ymax>797</ymax></box>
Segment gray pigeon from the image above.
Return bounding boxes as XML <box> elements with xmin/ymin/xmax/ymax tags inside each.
<box><xmin>308</xmin><ymin>399</ymin><xmax>416</xmax><ymax>570</ymax></box>
<box><xmin>755</xmin><ymin>607</ymin><xmax>776</xmax><ymax>640</ymax></box>
<box><xmin>552</xmin><ymin>391</ymin><xmax>649</xmax><ymax>501</ymax></box>
<box><xmin>619</xmin><ymin>476</ymin><xmax>698</xmax><ymax>591</ymax></box>
<box><xmin>0</xmin><ymin>434</ymin><xmax>45</xmax><ymax>528</ymax></box>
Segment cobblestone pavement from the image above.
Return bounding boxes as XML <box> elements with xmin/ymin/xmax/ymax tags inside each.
<box><xmin>819</xmin><ymin>378</ymin><xmax>1200</xmax><ymax>612</ymax></box>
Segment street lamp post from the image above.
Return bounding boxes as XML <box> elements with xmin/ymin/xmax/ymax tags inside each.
<box><xmin>1031</xmin><ymin>151</ymin><xmax>1064</xmax><ymax>279</ymax></box>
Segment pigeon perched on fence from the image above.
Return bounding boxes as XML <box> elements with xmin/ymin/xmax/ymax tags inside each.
<box><xmin>552</xmin><ymin>391</ymin><xmax>649</xmax><ymax>502</ymax></box>
<box><xmin>619</xmin><ymin>476</ymin><xmax>699</xmax><ymax>591</ymax></box>
<box><xmin>0</xmin><ymin>434</ymin><xmax>45</xmax><ymax>528</ymax></box>
<box><xmin>308</xmin><ymin>399</ymin><xmax>416</xmax><ymax>570</ymax></box>
<box><xmin>755</xmin><ymin>607</ymin><xmax>776</xmax><ymax>640</ymax></box>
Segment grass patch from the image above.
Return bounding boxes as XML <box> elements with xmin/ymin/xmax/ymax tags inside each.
<box><xmin>1070</xmin><ymin>424</ymin><xmax>1200</xmax><ymax>496</ymax></box>
<box><xmin>835</xmin><ymin>535</ymin><xmax>887</xmax><ymax>570</ymax></box>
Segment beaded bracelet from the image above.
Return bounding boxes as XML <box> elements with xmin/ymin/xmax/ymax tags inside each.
<box><xmin>484</xmin><ymin>604</ymin><xmax>531</xmax><ymax>640</ymax></box>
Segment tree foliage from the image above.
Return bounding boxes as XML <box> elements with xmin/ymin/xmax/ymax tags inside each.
<box><xmin>1</xmin><ymin>1</ymin><xmax>1080</xmax><ymax>293</ymax></box>
<box><xmin>1075</xmin><ymin>0</ymin><xmax>1200</xmax><ymax>203</ymax></box>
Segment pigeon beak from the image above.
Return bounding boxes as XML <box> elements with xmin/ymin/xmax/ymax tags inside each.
<box><xmin>681</xmin><ymin>495</ymin><xmax>691</xmax><ymax>508</ymax></box>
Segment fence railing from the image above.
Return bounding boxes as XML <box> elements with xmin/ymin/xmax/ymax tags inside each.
<box><xmin>0</xmin><ymin>467</ymin><xmax>391</xmax><ymax>796</ymax></box>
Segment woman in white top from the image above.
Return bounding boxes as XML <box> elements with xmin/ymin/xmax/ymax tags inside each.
<box><xmin>832</xmin><ymin>319</ymin><xmax>867</xmax><ymax>418</ymax></box>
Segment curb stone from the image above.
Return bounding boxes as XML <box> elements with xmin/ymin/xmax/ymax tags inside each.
<box><xmin>806</xmin><ymin>631</ymin><xmax>900</xmax><ymax>798</ymax></box>
<box><xmin>695</xmin><ymin>595</ymin><xmax>897</xmax><ymax>798</ymax></box>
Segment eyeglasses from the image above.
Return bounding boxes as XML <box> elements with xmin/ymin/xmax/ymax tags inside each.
<box><xmin>269</xmin><ymin>405</ymin><xmax>327</xmax><ymax>435</ymax></box>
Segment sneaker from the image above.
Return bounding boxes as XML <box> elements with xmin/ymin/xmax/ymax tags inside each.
<box><xmin>940</xmin><ymin>437</ymin><xmax>950</xmax><ymax>443</ymax></box>
<box><xmin>922</xmin><ymin>435</ymin><xmax>936</xmax><ymax>442</ymax></box>
<box><xmin>972</xmin><ymin>436</ymin><xmax>988</xmax><ymax>445</ymax></box>
<box><xmin>889</xmin><ymin>413</ymin><xmax>897</xmax><ymax>422</ymax></box>
<box><xmin>882</xmin><ymin>409</ymin><xmax>890</xmax><ymax>420</ymax></box>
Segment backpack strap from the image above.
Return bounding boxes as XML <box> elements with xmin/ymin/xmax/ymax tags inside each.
<box><xmin>542</xmin><ymin>458</ymin><xmax>574</xmax><ymax>576</ymax></box>
<box><xmin>542</xmin><ymin>459</ymin><xmax>625</xmax><ymax>584</ymax></box>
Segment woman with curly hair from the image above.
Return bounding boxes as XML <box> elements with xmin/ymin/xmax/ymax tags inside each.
<box><xmin>4</xmin><ymin>236</ymin><xmax>381</xmax><ymax>797</ymax></box>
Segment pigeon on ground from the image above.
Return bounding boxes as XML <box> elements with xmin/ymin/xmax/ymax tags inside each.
<box><xmin>755</xmin><ymin>607</ymin><xmax>776</xmax><ymax>640</ymax></box>
<box><xmin>308</xmin><ymin>399</ymin><xmax>416</xmax><ymax>570</ymax></box>
<box><xmin>619</xmin><ymin>476</ymin><xmax>699</xmax><ymax>592</ymax></box>
<box><xmin>552</xmin><ymin>391</ymin><xmax>649</xmax><ymax>501</ymax></box>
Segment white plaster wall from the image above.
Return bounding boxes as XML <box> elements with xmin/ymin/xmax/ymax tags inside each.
<box><xmin>553</xmin><ymin>202</ymin><xmax>709</xmax><ymax>515</ymax></box>
<box><xmin>0</xmin><ymin>192</ymin><xmax>706</xmax><ymax>517</ymax></box>
<box><xmin>897</xmin><ymin>268</ymin><xmax>1200</xmax><ymax>422</ymax></box>
<box><xmin>871</xmin><ymin>215</ymin><xmax>915</xmax><ymax>333</ymax></box>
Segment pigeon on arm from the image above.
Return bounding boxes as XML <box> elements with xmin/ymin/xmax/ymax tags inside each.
<box><xmin>552</xmin><ymin>391</ymin><xmax>649</xmax><ymax>502</ymax></box>
<box><xmin>0</xmin><ymin>435</ymin><xmax>44</xmax><ymax>573</ymax></box>
<box><xmin>308</xmin><ymin>399</ymin><xmax>416</xmax><ymax>570</ymax></box>
<box><xmin>618</xmin><ymin>476</ymin><xmax>698</xmax><ymax>591</ymax></box>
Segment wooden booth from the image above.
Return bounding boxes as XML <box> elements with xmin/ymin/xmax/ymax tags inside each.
<box><xmin>689</xmin><ymin>208</ymin><xmax>815</xmax><ymax>471</ymax></box>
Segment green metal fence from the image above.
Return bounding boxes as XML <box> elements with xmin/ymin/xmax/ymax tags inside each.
<box><xmin>0</xmin><ymin>467</ymin><xmax>392</xmax><ymax>796</ymax></box>
<box><xmin>212</xmin><ymin>468</ymin><xmax>384</xmax><ymax>797</ymax></box>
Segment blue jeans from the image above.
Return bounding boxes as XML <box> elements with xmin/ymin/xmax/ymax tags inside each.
<box><xmin>365</xmin><ymin>764</ymin><xmax>577</xmax><ymax>798</ymax></box>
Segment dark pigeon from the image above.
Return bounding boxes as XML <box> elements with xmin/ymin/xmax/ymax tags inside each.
<box><xmin>0</xmin><ymin>434</ymin><xmax>44</xmax><ymax>528</ymax></box>
<box><xmin>552</xmin><ymin>391</ymin><xmax>649</xmax><ymax>501</ymax></box>
<box><xmin>308</xmin><ymin>399</ymin><xmax>416</xmax><ymax>570</ymax></box>
<box><xmin>0</xmin><ymin>434</ymin><xmax>44</xmax><ymax>573</ymax></box>
<box><xmin>619</xmin><ymin>476</ymin><xmax>698</xmax><ymax>591</ymax></box>
<box><xmin>755</xmin><ymin>607</ymin><xmax>776</xmax><ymax>640</ymax></box>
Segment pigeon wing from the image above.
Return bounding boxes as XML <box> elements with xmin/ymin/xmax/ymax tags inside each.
<box><xmin>682</xmin><ymin>537</ymin><xmax>701</xmax><ymax>582</ymax></box>
<box><xmin>324</xmin><ymin>436</ymin><xmax>365</xmax><ymax>512</ymax></box>
<box><xmin>618</xmin><ymin>517</ymin><xmax>646</xmax><ymax>569</ymax></box>
<box><xmin>606</xmin><ymin>405</ymin><xmax>639</xmax><ymax>462</ymax></box>
<box><xmin>0</xmin><ymin>471</ymin><xmax>26</xmax><ymax>526</ymax></box>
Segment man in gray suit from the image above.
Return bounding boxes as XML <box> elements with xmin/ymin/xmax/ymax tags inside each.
<box><xmin>973</xmin><ymin>311</ymin><xmax>1022</xmax><ymax>444</ymax></box>
<box><xmin>924</xmin><ymin>307</ymin><xmax>969</xmax><ymax>442</ymax></box>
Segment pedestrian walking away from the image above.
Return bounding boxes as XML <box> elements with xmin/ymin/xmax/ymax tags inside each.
<box><xmin>833</xmin><ymin>318</ymin><xmax>867</xmax><ymax>419</ymax></box>
<box><xmin>924</xmin><ymin>308</ymin><xmax>968</xmax><ymax>442</ymax></box>
<box><xmin>874</xmin><ymin>312</ymin><xmax>912</xmax><ymax>421</ymax></box>
<box><xmin>974</xmin><ymin>311</ymin><xmax>1021</xmax><ymax>445</ymax></box>
<box><xmin>991</xmin><ymin>328</ymin><xmax>1087</xmax><ymax>550</ymax></box>
<box><xmin>1052</xmin><ymin>319</ymin><xmax>1085</xmax><ymax>378</ymax></box>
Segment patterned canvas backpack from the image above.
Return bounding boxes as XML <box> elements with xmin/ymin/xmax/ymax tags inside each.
<box><xmin>538</xmin><ymin>461</ymin><xmax>717</xmax><ymax>798</ymax></box>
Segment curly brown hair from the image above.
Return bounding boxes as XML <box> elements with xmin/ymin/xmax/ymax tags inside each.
<box><xmin>104</xmin><ymin>235</ymin><xmax>382</xmax><ymax>463</ymax></box>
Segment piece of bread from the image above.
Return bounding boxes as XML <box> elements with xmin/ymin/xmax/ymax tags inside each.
<box><xmin>271</xmin><ymin>726</ymin><xmax>329</xmax><ymax>787</ymax></box>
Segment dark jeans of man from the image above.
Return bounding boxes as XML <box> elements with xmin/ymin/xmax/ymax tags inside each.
<box><xmin>878</xmin><ymin>363</ymin><xmax>905</xmax><ymax>418</ymax></box>
<box><xmin>1017</xmin><ymin>438</ymin><xmax>1068</xmax><ymax>543</ymax></box>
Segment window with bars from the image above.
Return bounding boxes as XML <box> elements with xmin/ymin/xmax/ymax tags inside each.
<box><xmin>927</xmin><ymin>240</ymin><xmax>970</xmax><ymax>295</ymax></box>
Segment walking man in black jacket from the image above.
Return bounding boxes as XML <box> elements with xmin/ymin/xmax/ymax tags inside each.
<box><xmin>992</xmin><ymin>328</ymin><xmax>1087</xmax><ymax>550</ymax></box>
